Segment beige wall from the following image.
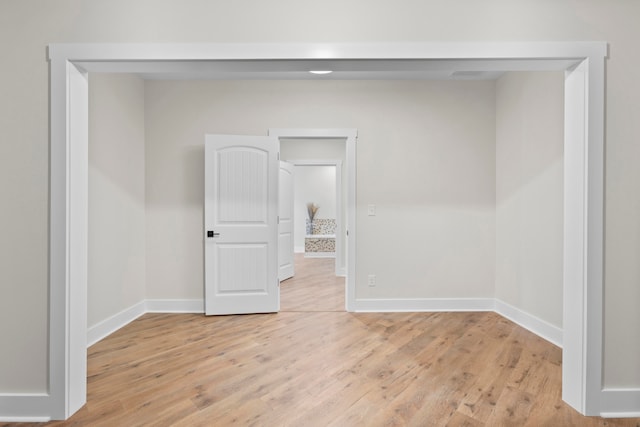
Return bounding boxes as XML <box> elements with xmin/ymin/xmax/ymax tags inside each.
<box><xmin>143</xmin><ymin>79</ymin><xmax>496</xmax><ymax>301</ymax></box>
<box><xmin>495</xmin><ymin>72</ymin><xmax>564</xmax><ymax>328</ymax></box>
<box><xmin>2</xmin><ymin>0</ymin><xmax>640</xmax><ymax>393</ymax></box>
<box><xmin>88</xmin><ymin>74</ymin><xmax>146</xmax><ymax>328</ymax></box>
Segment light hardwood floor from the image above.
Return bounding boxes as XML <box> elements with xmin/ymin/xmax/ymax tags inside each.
<box><xmin>280</xmin><ymin>254</ymin><xmax>345</xmax><ymax>312</ymax></box>
<box><xmin>5</xmin><ymin>256</ymin><xmax>639</xmax><ymax>426</ymax></box>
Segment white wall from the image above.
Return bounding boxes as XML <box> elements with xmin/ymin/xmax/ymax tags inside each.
<box><xmin>143</xmin><ymin>79</ymin><xmax>496</xmax><ymax>301</ymax></box>
<box><xmin>495</xmin><ymin>72</ymin><xmax>564</xmax><ymax>328</ymax></box>
<box><xmin>88</xmin><ymin>74</ymin><xmax>146</xmax><ymax>329</ymax></box>
<box><xmin>144</xmin><ymin>86</ymin><xmax>205</xmax><ymax>300</ymax></box>
<box><xmin>2</xmin><ymin>0</ymin><xmax>640</xmax><ymax>395</ymax></box>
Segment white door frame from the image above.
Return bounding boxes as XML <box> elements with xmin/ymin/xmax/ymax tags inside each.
<box><xmin>271</xmin><ymin>128</ymin><xmax>355</xmax><ymax>282</ymax></box>
<box><xmin>41</xmin><ymin>42</ymin><xmax>606</xmax><ymax>419</ymax></box>
<box><xmin>287</xmin><ymin>160</ymin><xmax>344</xmax><ymax>275</ymax></box>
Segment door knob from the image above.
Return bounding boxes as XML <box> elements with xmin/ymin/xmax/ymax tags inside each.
<box><xmin>207</xmin><ymin>230</ymin><xmax>221</xmax><ymax>238</ymax></box>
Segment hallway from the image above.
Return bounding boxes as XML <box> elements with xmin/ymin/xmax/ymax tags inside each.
<box><xmin>280</xmin><ymin>254</ymin><xmax>345</xmax><ymax>312</ymax></box>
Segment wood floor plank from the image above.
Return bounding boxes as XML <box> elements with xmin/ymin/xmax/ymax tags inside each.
<box><xmin>280</xmin><ymin>254</ymin><xmax>344</xmax><ymax>312</ymax></box>
<box><xmin>483</xmin><ymin>385</ymin><xmax>535</xmax><ymax>426</ymax></box>
<box><xmin>4</xmin><ymin>257</ymin><xmax>640</xmax><ymax>426</ymax></box>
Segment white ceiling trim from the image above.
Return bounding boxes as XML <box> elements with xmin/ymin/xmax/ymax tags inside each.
<box><xmin>47</xmin><ymin>42</ymin><xmax>603</xmax><ymax>80</ymax></box>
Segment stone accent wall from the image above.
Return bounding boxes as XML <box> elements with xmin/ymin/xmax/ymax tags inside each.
<box><xmin>306</xmin><ymin>218</ymin><xmax>336</xmax><ymax>235</ymax></box>
<box><xmin>305</xmin><ymin>237</ymin><xmax>336</xmax><ymax>253</ymax></box>
<box><xmin>305</xmin><ymin>218</ymin><xmax>336</xmax><ymax>254</ymax></box>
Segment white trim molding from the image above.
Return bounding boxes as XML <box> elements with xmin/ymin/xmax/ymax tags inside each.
<box><xmin>304</xmin><ymin>252</ymin><xmax>336</xmax><ymax>258</ymax></box>
<box><xmin>355</xmin><ymin>299</ymin><xmax>564</xmax><ymax>348</ymax></box>
<box><xmin>494</xmin><ymin>299</ymin><xmax>563</xmax><ymax>348</ymax></box>
<box><xmin>86</xmin><ymin>301</ymin><xmax>146</xmax><ymax>347</ymax></box>
<box><xmin>600</xmin><ymin>389</ymin><xmax>640</xmax><ymax>418</ymax></box>
<box><xmin>0</xmin><ymin>394</ymin><xmax>51</xmax><ymax>422</ymax></box>
<box><xmin>146</xmin><ymin>299</ymin><xmax>204</xmax><ymax>313</ymax></box>
<box><xmin>43</xmin><ymin>42</ymin><xmax>608</xmax><ymax>420</ymax></box>
<box><xmin>87</xmin><ymin>300</ymin><xmax>205</xmax><ymax>348</ymax></box>
<box><xmin>269</xmin><ymin>128</ymin><xmax>357</xmax><ymax>312</ymax></box>
<box><xmin>354</xmin><ymin>298</ymin><xmax>495</xmax><ymax>313</ymax></box>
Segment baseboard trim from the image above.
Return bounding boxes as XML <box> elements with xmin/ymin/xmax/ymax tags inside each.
<box><xmin>0</xmin><ymin>394</ymin><xmax>51</xmax><ymax>422</ymax></box>
<box><xmin>145</xmin><ymin>299</ymin><xmax>204</xmax><ymax>313</ymax></box>
<box><xmin>494</xmin><ymin>299</ymin><xmax>563</xmax><ymax>348</ymax></box>
<box><xmin>600</xmin><ymin>388</ymin><xmax>640</xmax><ymax>417</ymax></box>
<box><xmin>87</xmin><ymin>301</ymin><xmax>146</xmax><ymax>347</ymax></box>
<box><xmin>353</xmin><ymin>298</ymin><xmax>564</xmax><ymax>348</ymax></box>
<box><xmin>87</xmin><ymin>300</ymin><xmax>204</xmax><ymax>348</ymax></box>
<box><xmin>13</xmin><ymin>300</ymin><xmax>640</xmax><ymax>419</ymax></box>
<box><xmin>353</xmin><ymin>298</ymin><xmax>495</xmax><ymax>312</ymax></box>
<box><xmin>85</xmin><ymin>298</ymin><xmax>562</xmax><ymax>351</ymax></box>
<box><xmin>304</xmin><ymin>252</ymin><xmax>336</xmax><ymax>258</ymax></box>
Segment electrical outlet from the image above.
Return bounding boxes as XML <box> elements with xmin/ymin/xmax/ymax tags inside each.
<box><xmin>368</xmin><ymin>274</ymin><xmax>376</xmax><ymax>287</ymax></box>
<box><xmin>367</xmin><ymin>204</ymin><xmax>376</xmax><ymax>216</ymax></box>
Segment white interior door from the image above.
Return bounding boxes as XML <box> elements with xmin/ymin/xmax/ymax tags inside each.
<box><xmin>204</xmin><ymin>134</ymin><xmax>280</xmax><ymax>315</ymax></box>
<box><xmin>278</xmin><ymin>161</ymin><xmax>295</xmax><ymax>281</ymax></box>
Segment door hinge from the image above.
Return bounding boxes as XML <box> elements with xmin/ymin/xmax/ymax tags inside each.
<box><xmin>278</xmin><ymin>152</ymin><xmax>280</xmax><ymax>160</ymax></box>
<box><xmin>277</xmin><ymin>216</ymin><xmax>280</xmax><ymax>224</ymax></box>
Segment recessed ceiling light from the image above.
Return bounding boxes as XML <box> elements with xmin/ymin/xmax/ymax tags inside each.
<box><xmin>309</xmin><ymin>70</ymin><xmax>333</xmax><ymax>75</ymax></box>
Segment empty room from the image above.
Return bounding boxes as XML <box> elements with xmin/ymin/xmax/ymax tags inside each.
<box><xmin>85</xmin><ymin>72</ymin><xmax>566</xmax><ymax>424</ymax></box>
<box><xmin>2</xmin><ymin>2</ymin><xmax>640</xmax><ymax>425</ymax></box>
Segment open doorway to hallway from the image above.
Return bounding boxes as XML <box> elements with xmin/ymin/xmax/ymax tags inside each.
<box><xmin>279</xmin><ymin>136</ymin><xmax>347</xmax><ymax>312</ymax></box>
<box><xmin>280</xmin><ymin>254</ymin><xmax>346</xmax><ymax>312</ymax></box>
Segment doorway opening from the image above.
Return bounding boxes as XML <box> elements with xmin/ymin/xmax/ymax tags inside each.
<box><xmin>45</xmin><ymin>43</ymin><xmax>606</xmax><ymax>419</ymax></box>
<box><xmin>279</xmin><ymin>137</ymin><xmax>348</xmax><ymax>312</ymax></box>
<box><xmin>271</xmin><ymin>128</ymin><xmax>357</xmax><ymax>313</ymax></box>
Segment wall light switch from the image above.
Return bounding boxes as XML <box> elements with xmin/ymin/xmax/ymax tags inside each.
<box><xmin>367</xmin><ymin>204</ymin><xmax>376</xmax><ymax>216</ymax></box>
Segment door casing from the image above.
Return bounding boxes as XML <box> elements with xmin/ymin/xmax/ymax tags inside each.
<box><xmin>271</xmin><ymin>128</ymin><xmax>357</xmax><ymax>309</ymax></box>
<box><xmin>44</xmin><ymin>42</ymin><xmax>606</xmax><ymax>419</ymax></box>
<box><xmin>287</xmin><ymin>160</ymin><xmax>344</xmax><ymax>276</ymax></box>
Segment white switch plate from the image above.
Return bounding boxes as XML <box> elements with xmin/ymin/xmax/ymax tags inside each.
<box><xmin>367</xmin><ymin>204</ymin><xmax>376</xmax><ymax>216</ymax></box>
<box><xmin>368</xmin><ymin>274</ymin><xmax>376</xmax><ymax>287</ymax></box>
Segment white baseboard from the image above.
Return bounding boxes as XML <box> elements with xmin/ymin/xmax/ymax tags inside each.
<box><xmin>353</xmin><ymin>298</ymin><xmax>564</xmax><ymax>348</ymax></box>
<box><xmin>494</xmin><ymin>299</ymin><xmax>563</xmax><ymax>348</ymax></box>
<box><xmin>600</xmin><ymin>388</ymin><xmax>640</xmax><ymax>417</ymax></box>
<box><xmin>2</xmin><ymin>299</ymin><xmax>202</xmax><ymax>421</ymax></box>
<box><xmin>145</xmin><ymin>299</ymin><xmax>204</xmax><ymax>313</ymax></box>
<box><xmin>87</xmin><ymin>301</ymin><xmax>146</xmax><ymax>347</ymax></box>
<box><xmin>294</xmin><ymin>246</ymin><xmax>305</xmax><ymax>254</ymax></box>
<box><xmin>87</xmin><ymin>299</ymin><xmax>204</xmax><ymax>348</ymax></box>
<box><xmin>0</xmin><ymin>394</ymin><xmax>51</xmax><ymax>422</ymax></box>
<box><xmin>13</xmin><ymin>297</ymin><xmax>640</xmax><ymax>420</ymax></box>
<box><xmin>353</xmin><ymin>298</ymin><xmax>495</xmax><ymax>312</ymax></box>
<box><xmin>304</xmin><ymin>252</ymin><xmax>336</xmax><ymax>258</ymax></box>
<box><xmin>85</xmin><ymin>298</ymin><xmax>562</xmax><ymax>353</ymax></box>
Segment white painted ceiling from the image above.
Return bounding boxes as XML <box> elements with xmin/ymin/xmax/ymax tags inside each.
<box><xmin>77</xmin><ymin>58</ymin><xmax>579</xmax><ymax>80</ymax></box>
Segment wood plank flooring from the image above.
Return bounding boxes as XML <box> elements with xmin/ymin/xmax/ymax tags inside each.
<box><xmin>4</xmin><ymin>257</ymin><xmax>639</xmax><ymax>426</ymax></box>
<box><xmin>280</xmin><ymin>254</ymin><xmax>344</xmax><ymax>312</ymax></box>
